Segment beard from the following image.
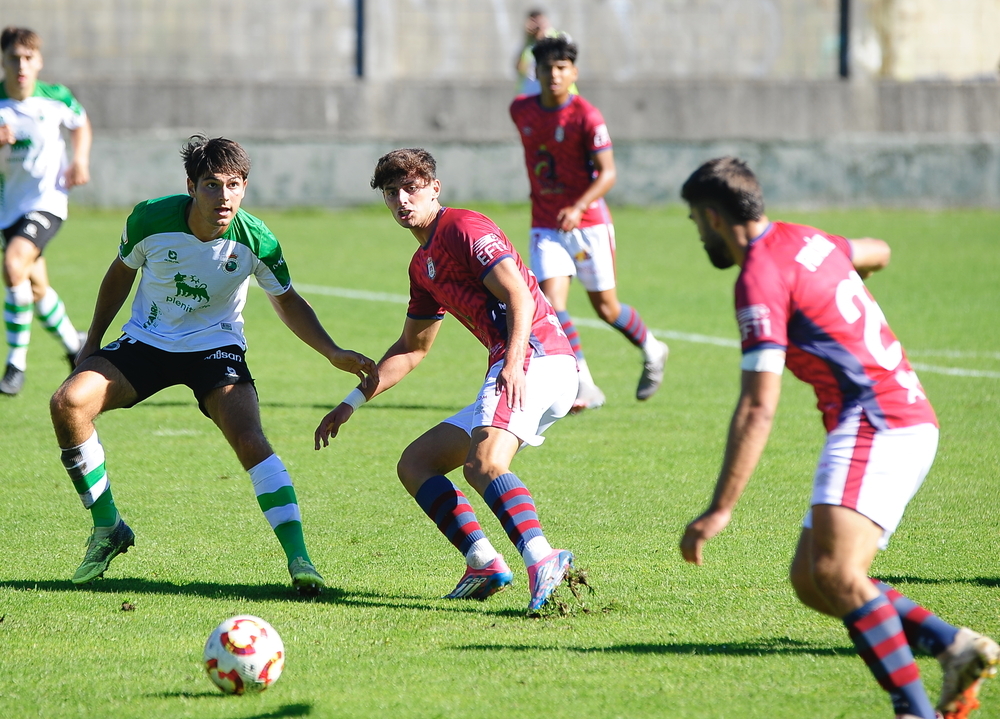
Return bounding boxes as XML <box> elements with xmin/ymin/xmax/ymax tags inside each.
<box><xmin>703</xmin><ymin>235</ymin><xmax>735</xmax><ymax>269</ymax></box>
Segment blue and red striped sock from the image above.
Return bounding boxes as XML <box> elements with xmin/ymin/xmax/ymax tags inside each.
<box><xmin>555</xmin><ymin>310</ymin><xmax>585</xmax><ymax>361</ymax></box>
<box><xmin>844</xmin><ymin>594</ymin><xmax>937</xmax><ymax>718</ymax></box>
<box><xmin>872</xmin><ymin>578</ymin><xmax>959</xmax><ymax>656</ymax></box>
<box><xmin>611</xmin><ymin>304</ymin><xmax>648</xmax><ymax>347</ymax></box>
<box><xmin>414</xmin><ymin>475</ymin><xmax>486</xmax><ymax>555</ymax></box>
<box><xmin>483</xmin><ymin>473</ymin><xmax>544</xmax><ymax>554</ymax></box>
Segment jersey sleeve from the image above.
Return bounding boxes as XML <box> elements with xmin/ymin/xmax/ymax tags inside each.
<box><xmin>406</xmin><ymin>265</ymin><xmax>446</xmax><ymax>320</ymax></box>
<box><xmin>581</xmin><ymin>102</ymin><xmax>612</xmax><ymax>154</ymax></box>
<box><xmin>119</xmin><ymin>201</ymin><xmax>150</xmax><ymax>269</ymax></box>
<box><xmin>250</xmin><ymin>224</ymin><xmax>292</xmax><ymax>296</ymax></box>
<box><xmin>38</xmin><ymin>83</ymin><xmax>87</xmax><ymax>131</ymax></box>
<box><xmin>734</xmin><ymin>253</ymin><xmax>790</xmax><ymax>354</ymax></box>
<box><xmin>452</xmin><ymin>214</ymin><xmax>516</xmax><ymax>281</ymax></box>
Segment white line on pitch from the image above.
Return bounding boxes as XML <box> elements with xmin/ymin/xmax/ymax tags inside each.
<box><xmin>292</xmin><ymin>283</ymin><xmax>1000</xmax><ymax>380</ymax></box>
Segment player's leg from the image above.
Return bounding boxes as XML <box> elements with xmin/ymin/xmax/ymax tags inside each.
<box><xmin>530</xmin><ymin>227</ymin><xmax>603</xmax><ymax>409</ymax></box>
<box><xmin>806</xmin><ymin>504</ymin><xmax>939</xmax><ymax>719</ymax></box>
<box><xmin>578</xmin><ymin>223</ymin><xmax>668</xmax><ymax>401</ymax></box>
<box><xmin>50</xmin><ymin>355</ymin><xmax>140</xmax><ymax>583</ymax></box>
<box><xmin>203</xmin><ymin>378</ymin><xmax>322</xmax><ymax>594</ymax></box>
<box><xmin>396</xmin><ymin>422</ymin><xmax>511</xmax><ymax>599</ymax></box>
<box><xmin>29</xmin><ymin>257</ymin><xmax>84</xmax><ymax>368</ymax></box>
<box><xmin>1</xmin><ymin>233</ymin><xmax>41</xmax><ymax>394</ymax></box>
<box><xmin>461</xmin><ymin>354</ymin><xmax>578</xmax><ymax>612</ymax></box>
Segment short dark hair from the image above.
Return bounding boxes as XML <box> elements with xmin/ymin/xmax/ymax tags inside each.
<box><xmin>680</xmin><ymin>157</ymin><xmax>765</xmax><ymax>223</ymax></box>
<box><xmin>180</xmin><ymin>135</ymin><xmax>251</xmax><ymax>184</ymax></box>
<box><xmin>1</xmin><ymin>27</ymin><xmax>41</xmax><ymax>53</ymax></box>
<box><xmin>532</xmin><ymin>34</ymin><xmax>577</xmax><ymax>67</ymax></box>
<box><xmin>371</xmin><ymin>148</ymin><xmax>437</xmax><ymax>191</ymax></box>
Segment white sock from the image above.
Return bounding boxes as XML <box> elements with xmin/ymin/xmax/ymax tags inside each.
<box><xmin>465</xmin><ymin>537</ymin><xmax>499</xmax><ymax>569</ymax></box>
<box><xmin>521</xmin><ymin>535</ymin><xmax>554</xmax><ymax>567</ymax></box>
<box><xmin>577</xmin><ymin>357</ymin><xmax>597</xmax><ymax>387</ymax></box>
<box><xmin>35</xmin><ymin>287</ymin><xmax>82</xmax><ymax>353</ymax></box>
<box><xmin>642</xmin><ymin>333</ymin><xmax>666</xmax><ymax>363</ymax></box>
<box><xmin>5</xmin><ymin>281</ymin><xmax>32</xmax><ymax>370</ymax></box>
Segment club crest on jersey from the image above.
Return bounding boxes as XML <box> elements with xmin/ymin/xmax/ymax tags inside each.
<box><xmin>223</xmin><ymin>253</ymin><xmax>240</xmax><ymax>273</ymax></box>
<box><xmin>426</xmin><ymin>257</ymin><xmax>436</xmax><ymax>279</ymax></box>
<box><xmin>555</xmin><ymin>125</ymin><xmax>565</xmax><ymax>142</ymax></box>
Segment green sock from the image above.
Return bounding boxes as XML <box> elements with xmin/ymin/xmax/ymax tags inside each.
<box><xmin>90</xmin><ymin>489</ymin><xmax>119</xmax><ymax>528</ymax></box>
<box><xmin>273</xmin><ymin>521</ymin><xmax>310</xmax><ymax>565</ymax></box>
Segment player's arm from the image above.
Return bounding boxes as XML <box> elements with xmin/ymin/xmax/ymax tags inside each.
<box><xmin>268</xmin><ymin>287</ymin><xmax>378</xmax><ymax>383</ymax></box>
<box><xmin>77</xmin><ymin>257</ymin><xmax>137</xmax><ymax>364</ymax></box>
<box><xmin>483</xmin><ymin>257</ymin><xmax>534</xmax><ymax>411</ymax></box>
<box><xmin>680</xmin><ymin>362</ymin><xmax>783</xmax><ymax>565</ymax></box>
<box><xmin>848</xmin><ymin>238</ymin><xmax>890</xmax><ymax>279</ymax></box>
<box><xmin>314</xmin><ymin>317</ymin><xmax>442</xmax><ymax>449</ymax></box>
<box><xmin>556</xmin><ymin>148</ymin><xmax>617</xmax><ymax>232</ymax></box>
<box><xmin>65</xmin><ymin>115</ymin><xmax>92</xmax><ymax>188</ymax></box>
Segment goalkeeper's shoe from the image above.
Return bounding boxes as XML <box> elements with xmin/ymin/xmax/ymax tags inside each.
<box><xmin>289</xmin><ymin>557</ymin><xmax>325</xmax><ymax>597</ymax></box>
<box><xmin>444</xmin><ymin>555</ymin><xmax>513</xmax><ymax>600</ymax></box>
<box><xmin>938</xmin><ymin>627</ymin><xmax>1000</xmax><ymax>718</ymax></box>
<box><xmin>72</xmin><ymin>520</ymin><xmax>135</xmax><ymax>584</ymax></box>
<box><xmin>526</xmin><ymin>549</ymin><xmax>574</xmax><ymax>614</ymax></box>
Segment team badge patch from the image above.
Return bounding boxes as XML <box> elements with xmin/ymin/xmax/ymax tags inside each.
<box><xmin>555</xmin><ymin>126</ymin><xmax>565</xmax><ymax>142</ymax></box>
<box><xmin>223</xmin><ymin>253</ymin><xmax>240</xmax><ymax>273</ymax></box>
<box><xmin>426</xmin><ymin>257</ymin><xmax>436</xmax><ymax>279</ymax></box>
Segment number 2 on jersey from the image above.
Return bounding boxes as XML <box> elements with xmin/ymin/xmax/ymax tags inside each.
<box><xmin>835</xmin><ymin>271</ymin><xmax>902</xmax><ymax>371</ymax></box>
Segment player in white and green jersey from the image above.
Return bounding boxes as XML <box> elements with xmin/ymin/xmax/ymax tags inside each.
<box><xmin>49</xmin><ymin>135</ymin><xmax>379</xmax><ymax>595</ymax></box>
<box><xmin>0</xmin><ymin>27</ymin><xmax>91</xmax><ymax>395</ymax></box>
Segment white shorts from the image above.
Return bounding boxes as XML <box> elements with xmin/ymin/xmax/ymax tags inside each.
<box><xmin>530</xmin><ymin>224</ymin><xmax>617</xmax><ymax>292</ymax></box>
<box><xmin>442</xmin><ymin>354</ymin><xmax>578</xmax><ymax>447</ymax></box>
<box><xmin>803</xmin><ymin>407</ymin><xmax>939</xmax><ymax>549</ymax></box>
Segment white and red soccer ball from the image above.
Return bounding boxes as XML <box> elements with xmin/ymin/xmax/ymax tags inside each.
<box><xmin>204</xmin><ymin>615</ymin><xmax>284</xmax><ymax>694</ymax></box>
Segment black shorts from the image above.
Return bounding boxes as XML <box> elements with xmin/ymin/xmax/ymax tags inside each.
<box><xmin>93</xmin><ymin>335</ymin><xmax>255</xmax><ymax>417</ymax></box>
<box><xmin>2</xmin><ymin>211</ymin><xmax>63</xmax><ymax>252</ymax></box>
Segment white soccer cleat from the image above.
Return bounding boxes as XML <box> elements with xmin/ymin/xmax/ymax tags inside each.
<box><xmin>570</xmin><ymin>381</ymin><xmax>605</xmax><ymax>413</ymax></box>
<box><xmin>937</xmin><ymin>627</ymin><xmax>1000</xmax><ymax>717</ymax></box>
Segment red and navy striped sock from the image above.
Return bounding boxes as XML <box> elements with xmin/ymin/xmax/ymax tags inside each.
<box><xmin>872</xmin><ymin>578</ymin><xmax>959</xmax><ymax>656</ymax></box>
<box><xmin>483</xmin><ymin>473</ymin><xmax>544</xmax><ymax>554</ymax></box>
<box><xmin>843</xmin><ymin>594</ymin><xmax>937</xmax><ymax>718</ymax></box>
<box><xmin>414</xmin><ymin>475</ymin><xmax>486</xmax><ymax>555</ymax></box>
<box><xmin>555</xmin><ymin>310</ymin><xmax>585</xmax><ymax>361</ymax></box>
<box><xmin>611</xmin><ymin>304</ymin><xmax>648</xmax><ymax>347</ymax></box>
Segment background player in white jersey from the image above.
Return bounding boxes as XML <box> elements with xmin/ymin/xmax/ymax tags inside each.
<box><xmin>678</xmin><ymin>157</ymin><xmax>998</xmax><ymax>719</ymax></box>
<box><xmin>0</xmin><ymin>27</ymin><xmax>91</xmax><ymax>395</ymax></box>
<box><xmin>49</xmin><ymin>135</ymin><xmax>378</xmax><ymax>595</ymax></box>
<box><xmin>314</xmin><ymin>148</ymin><xmax>577</xmax><ymax>614</ymax></box>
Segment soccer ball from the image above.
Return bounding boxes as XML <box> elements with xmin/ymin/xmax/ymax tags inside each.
<box><xmin>203</xmin><ymin>615</ymin><xmax>284</xmax><ymax>694</ymax></box>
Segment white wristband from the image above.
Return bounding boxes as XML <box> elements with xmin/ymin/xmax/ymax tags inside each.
<box><xmin>342</xmin><ymin>388</ymin><xmax>368</xmax><ymax>411</ymax></box>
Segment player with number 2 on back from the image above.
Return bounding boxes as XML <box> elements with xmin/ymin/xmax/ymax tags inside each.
<box><xmin>678</xmin><ymin>157</ymin><xmax>998</xmax><ymax>719</ymax></box>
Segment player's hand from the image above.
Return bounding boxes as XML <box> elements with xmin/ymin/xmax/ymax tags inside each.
<box><xmin>556</xmin><ymin>204</ymin><xmax>584</xmax><ymax>232</ymax></box>
<box><xmin>496</xmin><ymin>361</ymin><xmax>527</xmax><ymax>411</ymax></box>
<box><xmin>64</xmin><ymin>161</ymin><xmax>90</xmax><ymax>188</ymax></box>
<box><xmin>330</xmin><ymin>349</ymin><xmax>379</xmax><ymax>385</ymax></box>
<box><xmin>314</xmin><ymin>403</ymin><xmax>355</xmax><ymax>450</ymax></box>
<box><xmin>680</xmin><ymin>508</ymin><xmax>732</xmax><ymax>565</ymax></box>
<box><xmin>0</xmin><ymin>125</ymin><xmax>14</xmax><ymax>145</ymax></box>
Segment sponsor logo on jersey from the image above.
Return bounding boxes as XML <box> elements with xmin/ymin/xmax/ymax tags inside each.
<box><xmin>105</xmin><ymin>341</ymin><xmax>121</xmax><ymax>351</ymax></box>
<box><xmin>204</xmin><ymin>349</ymin><xmax>243</xmax><ymax>362</ymax></box>
<box><xmin>221</xmin><ymin>322</ymin><xmax>233</xmax><ymax>331</ymax></box>
<box><xmin>737</xmin><ymin>304</ymin><xmax>772</xmax><ymax>341</ymax></box>
<box><xmin>142</xmin><ymin>302</ymin><xmax>160</xmax><ymax>329</ymax></box>
<box><xmin>223</xmin><ymin>253</ymin><xmax>240</xmax><ymax>273</ymax></box>
<box><xmin>426</xmin><ymin>257</ymin><xmax>436</xmax><ymax>279</ymax></box>
<box><xmin>472</xmin><ymin>233</ymin><xmax>506</xmax><ymax>266</ymax></box>
<box><xmin>173</xmin><ymin>273</ymin><xmax>210</xmax><ymax>302</ymax></box>
<box><xmin>593</xmin><ymin>123</ymin><xmax>611</xmax><ymax>148</ymax></box>
<box><xmin>166</xmin><ymin>250</ymin><xmax>180</xmax><ymax>264</ymax></box>
<box><xmin>23</xmin><ymin>222</ymin><xmax>37</xmax><ymax>238</ymax></box>
<box><xmin>574</xmin><ymin>249</ymin><xmax>591</xmax><ymax>261</ymax></box>
<box><xmin>225</xmin><ymin>366</ymin><xmax>240</xmax><ymax>379</ymax></box>
<box><xmin>554</xmin><ymin>125</ymin><xmax>565</xmax><ymax>142</ymax></box>
<box><xmin>795</xmin><ymin>234</ymin><xmax>836</xmax><ymax>272</ymax></box>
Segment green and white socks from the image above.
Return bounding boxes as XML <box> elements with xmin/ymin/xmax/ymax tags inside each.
<box><xmin>36</xmin><ymin>287</ymin><xmax>83</xmax><ymax>355</ymax></box>
<box><xmin>60</xmin><ymin>430</ymin><xmax>120</xmax><ymax>530</ymax></box>
<box><xmin>248</xmin><ymin>454</ymin><xmax>312</xmax><ymax>565</ymax></box>
<box><xmin>5</xmin><ymin>283</ymin><xmax>82</xmax><ymax>369</ymax></box>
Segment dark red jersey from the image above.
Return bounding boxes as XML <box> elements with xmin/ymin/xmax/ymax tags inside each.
<box><xmin>407</xmin><ymin>207</ymin><xmax>574</xmax><ymax>370</ymax></box>
<box><xmin>510</xmin><ymin>94</ymin><xmax>613</xmax><ymax>230</ymax></box>
<box><xmin>736</xmin><ymin>221</ymin><xmax>937</xmax><ymax>432</ymax></box>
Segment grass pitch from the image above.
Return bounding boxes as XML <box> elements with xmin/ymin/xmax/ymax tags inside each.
<box><xmin>2</xmin><ymin>203</ymin><xmax>999</xmax><ymax>718</ymax></box>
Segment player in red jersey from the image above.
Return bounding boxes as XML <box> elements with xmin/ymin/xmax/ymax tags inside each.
<box><xmin>678</xmin><ymin>157</ymin><xmax>997</xmax><ymax>719</ymax></box>
<box><xmin>509</xmin><ymin>35</ymin><xmax>668</xmax><ymax>412</ymax></box>
<box><xmin>314</xmin><ymin>148</ymin><xmax>577</xmax><ymax>614</ymax></box>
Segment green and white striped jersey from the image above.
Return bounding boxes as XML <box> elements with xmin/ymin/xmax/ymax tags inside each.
<box><xmin>118</xmin><ymin>194</ymin><xmax>292</xmax><ymax>352</ymax></box>
<box><xmin>0</xmin><ymin>81</ymin><xmax>87</xmax><ymax>229</ymax></box>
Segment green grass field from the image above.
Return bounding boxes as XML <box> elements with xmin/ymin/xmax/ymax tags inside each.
<box><xmin>2</xmin><ymin>202</ymin><xmax>999</xmax><ymax>719</ymax></box>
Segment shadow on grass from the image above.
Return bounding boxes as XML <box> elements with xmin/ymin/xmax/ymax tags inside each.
<box><xmin>455</xmin><ymin>636</ymin><xmax>854</xmax><ymax>657</ymax></box>
<box><xmin>0</xmin><ymin>578</ymin><xmax>525</xmax><ymax>617</ymax></box>
<box><xmin>140</xmin><ymin>399</ymin><xmax>463</xmax><ymax>412</ymax></box>
<box><xmin>877</xmin><ymin>575</ymin><xmax>1000</xmax><ymax>588</ymax></box>
<box><xmin>145</xmin><ymin>696</ymin><xmax>313</xmax><ymax>718</ymax></box>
